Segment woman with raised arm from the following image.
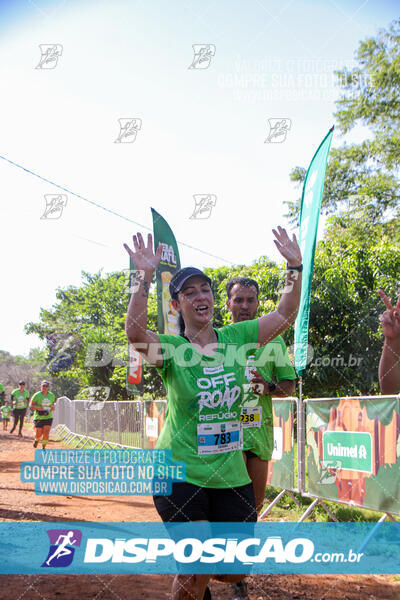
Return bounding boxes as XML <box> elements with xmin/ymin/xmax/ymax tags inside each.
<box><xmin>124</xmin><ymin>227</ymin><xmax>302</xmax><ymax>600</ymax></box>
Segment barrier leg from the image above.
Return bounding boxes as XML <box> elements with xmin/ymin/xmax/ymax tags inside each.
<box><xmin>287</xmin><ymin>490</ymin><xmax>301</xmax><ymax>508</ymax></box>
<box><xmin>297</xmin><ymin>498</ymin><xmax>320</xmax><ymax>522</ymax></box>
<box><xmin>259</xmin><ymin>489</ymin><xmax>287</xmax><ymax>519</ymax></box>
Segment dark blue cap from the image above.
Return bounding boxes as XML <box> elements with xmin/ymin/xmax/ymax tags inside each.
<box><xmin>169</xmin><ymin>267</ymin><xmax>212</xmax><ymax>297</ymax></box>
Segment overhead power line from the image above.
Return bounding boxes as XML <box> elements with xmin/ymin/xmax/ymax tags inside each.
<box><xmin>0</xmin><ymin>153</ymin><xmax>235</xmax><ymax>265</ymax></box>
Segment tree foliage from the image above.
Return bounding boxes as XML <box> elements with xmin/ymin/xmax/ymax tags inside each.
<box><xmin>287</xmin><ymin>19</ymin><xmax>400</xmax><ymax>227</ymax></box>
<box><xmin>301</xmin><ymin>217</ymin><xmax>400</xmax><ymax>397</ymax></box>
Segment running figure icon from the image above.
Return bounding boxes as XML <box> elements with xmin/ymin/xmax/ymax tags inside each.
<box><xmin>45</xmin><ymin>531</ymin><xmax>77</xmax><ymax>566</ymax></box>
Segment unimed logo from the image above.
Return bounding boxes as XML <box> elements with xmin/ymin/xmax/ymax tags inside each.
<box><xmin>83</xmin><ymin>536</ymin><xmax>314</xmax><ymax>564</ymax></box>
<box><xmin>42</xmin><ymin>529</ymin><xmax>82</xmax><ymax>568</ymax></box>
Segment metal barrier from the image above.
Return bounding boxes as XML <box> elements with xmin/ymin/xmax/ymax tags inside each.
<box><xmin>52</xmin><ymin>397</ymin><xmax>166</xmax><ymax>449</ymax></box>
<box><xmin>303</xmin><ymin>394</ymin><xmax>400</xmax><ymax>520</ymax></box>
<box><xmin>262</xmin><ymin>394</ymin><xmax>400</xmax><ymax>522</ymax></box>
<box><xmin>260</xmin><ymin>398</ymin><xmax>302</xmax><ymax>518</ymax></box>
<box><xmin>52</xmin><ymin>394</ymin><xmax>400</xmax><ymax>522</ymax></box>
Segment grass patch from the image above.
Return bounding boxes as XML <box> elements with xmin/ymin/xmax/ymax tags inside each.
<box><xmin>262</xmin><ymin>487</ymin><xmax>386</xmax><ymax>522</ymax></box>
<box><xmin>83</xmin><ymin>430</ymin><xmax>141</xmax><ymax>447</ymax></box>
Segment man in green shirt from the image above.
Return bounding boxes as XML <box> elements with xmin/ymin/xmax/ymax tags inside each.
<box><xmin>0</xmin><ymin>383</ymin><xmax>5</xmax><ymax>407</ymax></box>
<box><xmin>29</xmin><ymin>381</ymin><xmax>56</xmax><ymax>449</ymax></box>
<box><xmin>226</xmin><ymin>277</ymin><xmax>296</xmax><ymax>508</ymax></box>
<box><xmin>226</xmin><ymin>277</ymin><xmax>296</xmax><ymax>600</ymax></box>
<box><xmin>10</xmin><ymin>381</ymin><xmax>30</xmax><ymax>437</ymax></box>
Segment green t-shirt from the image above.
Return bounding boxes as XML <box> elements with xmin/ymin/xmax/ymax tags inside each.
<box><xmin>156</xmin><ymin>319</ymin><xmax>259</xmax><ymax>489</ymax></box>
<box><xmin>242</xmin><ymin>335</ymin><xmax>296</xmax><ymax>461</ymax></box>
<box><xmin>31</xmin><ymin>391</ymin><xmax>56</xmax><ymax>420</ymax></box>
<box><xmin>11</xmin><ymin>389</ymin><xmax>30</xmax><ymax>409</ymax></box>
<box><xmin>1</xmin><ymin>405</ymin><xmax>11</xmax><ymax>418</ymax></box>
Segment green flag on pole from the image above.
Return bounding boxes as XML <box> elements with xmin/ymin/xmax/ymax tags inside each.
<box><xmin>294</xmin><ymin>126</ymin><xmax>334</xmax><ymax>376</ymax></box>
<box><xmin>151</xmin><ymin>208</ymin><xmax>181</xmax><ymax>335</ymax></box>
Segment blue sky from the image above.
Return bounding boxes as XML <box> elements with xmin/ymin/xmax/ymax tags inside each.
<box><xmin>0</xmin><ymin>0</ymin><xmax>398</xmax><ymax>356</ymax></box>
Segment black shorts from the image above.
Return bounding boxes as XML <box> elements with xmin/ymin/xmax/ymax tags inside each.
<box><xmin>244</xmin><ymin>449</ymin><xmax>258</xmax><ymax>459</ymax></box>
<box><xmin>153</xmin><ymin>481</ymin><xmax>257</xmax><ymax>523</ymax></box>
<box><xmin>34</xmin><ymin>418</ymin><xmax>53</xmax><ymax>428</ymax></box>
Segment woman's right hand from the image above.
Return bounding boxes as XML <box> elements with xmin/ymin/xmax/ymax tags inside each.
<box><xmin>123</xmin><ymin>232</ymin><xmax>163</xmax><ymax>272</ymax></box>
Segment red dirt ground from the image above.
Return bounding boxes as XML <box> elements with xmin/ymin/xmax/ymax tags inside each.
<box><xmin>0</xmin><ymin>429</ymin><xmax>399</xmax><ymax>600</ymax></box>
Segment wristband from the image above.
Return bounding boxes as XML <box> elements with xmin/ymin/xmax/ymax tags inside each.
<box><xmin>287</xmin><ymin>263</ymin><xmax>303</xmax><ymax>272</ymax></box>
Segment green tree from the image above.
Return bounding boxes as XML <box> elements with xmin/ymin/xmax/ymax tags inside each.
<box><xmin>25</xmin><ymin>270</ymin><xmax>166</xmax><ymax>400</ymax></box>
<box><xmin>287</xmin><ymin>19</ymin><xmax>400</xmax><ymax>230</ymax></box>
<box><xmin>300</xmin><ymin>217</ymin><xmax>400</xmax><ymax>397</ymax></box>
<box><xmin>26</xmin><ymin>271</ymin><xmax>131</xmax><ymax>399</ymax></box>
<box><xmin>0</xmin><ymin>347</ymin><xmax>72</xmax><ymax>400</ymax></box>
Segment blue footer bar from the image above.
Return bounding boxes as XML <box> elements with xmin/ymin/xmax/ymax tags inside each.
<box><xmin>0</xmin><ymin>522</ymin><xmax>399</xmax><ymax>574</ymax></box>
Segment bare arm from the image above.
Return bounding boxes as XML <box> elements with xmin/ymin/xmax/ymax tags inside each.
<box><xmin>270</xmin><ymin>379</ymin><xmax>295</xmax><ymax>397</ymax></box>
<box><xmin>258</xmin><ymin>227</ymin><xmax>302</xmax><ymax>346</ymax></box>
<box><xmin>124</xmin><ymin>233</ymin><xmax>164</xmax><ymax>367</ymax></box>
<box><xmin>29</xmin><ymin>397</ymin><xmax>42</xmax><ymax>411</ymax></box>
<box><xmin>378</xmin><ymin>290</ymin><xmax>400</xmax><ymax>395</ymax></box>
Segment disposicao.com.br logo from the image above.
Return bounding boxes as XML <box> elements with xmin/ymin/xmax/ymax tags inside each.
<box><xmin>84</xmin><ymin>535</ymin><xmax>315</xmax><ymax>565</ymax></box>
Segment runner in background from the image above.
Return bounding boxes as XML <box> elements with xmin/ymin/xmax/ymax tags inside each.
<box><xmin>226</xmin><ymin>277</ymin><xmax>296</xmax><ymax>600</ymax></box>
<box><xmin>10</xmin><ymin>380</ymin><xmax>30</xmax><ymax>437</ymax></box>
<box><xmin>29</xmin><ymin>381</ymin><xmax>56</xmax><ymax>449</ymax></box>
<box><xmin>124</xmin><ymin>228</ymin><xmax>302</xmax><ymax>600</ymax></box>
<box><xmin>1</xmin><ymin>402</ymin><xmax>12</xmax><ymax>430</ymax></box>
<box><xmin>378</xmin><ymin>290</ymin><xmax>400</xmax><ymax>394</ymax></box>
<box><xmin>0</xmin><ymin>383</ymin><xmax>4</xmax><ymax>428</ymax></box>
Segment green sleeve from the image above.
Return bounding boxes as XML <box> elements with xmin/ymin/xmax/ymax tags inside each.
<box><xmin>272</xmin><ymin>336</ymin><xmax>297</xmax><ymax>381</ymax></box>
<box><xmin>31</xmin><ymin>392</ymin><xmax>40</xmax><ymax>403</ymax></box>
<box><xmin>156</xmin><ymin>334</ymin><xmax>183</xmax><ymax>374</ymax></box>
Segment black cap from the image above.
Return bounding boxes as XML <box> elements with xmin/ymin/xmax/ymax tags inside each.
<box><xmin>169</xmin><ymin>267</ymin><xmax>212</xmax><ymax>297</ymax></box>
<box><xmin>19</xmin><ymin>380</ymin><xmax>25</xmax><ymax>385</ymax></box>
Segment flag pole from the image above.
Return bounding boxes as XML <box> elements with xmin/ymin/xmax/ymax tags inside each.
<box><xmin>297</xmin><ymin>376</ymin><xmax>305</xmax><ymax>494</ymax></box>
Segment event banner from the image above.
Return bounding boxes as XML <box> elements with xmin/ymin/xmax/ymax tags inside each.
<box><xmin>126</xmin><ymin>253</ymin><xmax>143</xmax><ymax>395</ymax></box>
<box><xmin>1</xmin><ymin>522</ymin><xmax>399</xmax><ymax>574</ymax></box>
<box><xmin>151</xmin><ymin>208</ymin><xmax>181</xmax><ymax>335</ymax></box>
<box><xmin>306</xmin><ymin>396</ymin><xmax>400</xmax><ymax>515</ymax></box>
<box><xmin>294</xmin><ymin>127</ymin><xmax>334</xmax><ymax>375</ymax></box>
<box><xmin>267</xmin><ymin>400</ymin><xmax>296</xmax><ymax>491</ymax></box>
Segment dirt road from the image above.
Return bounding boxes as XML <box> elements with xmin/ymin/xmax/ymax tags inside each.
<box><xmin>0</xmin><ymin>429</ymin><xmax>398</xmax><ymax>599</ymax></box>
